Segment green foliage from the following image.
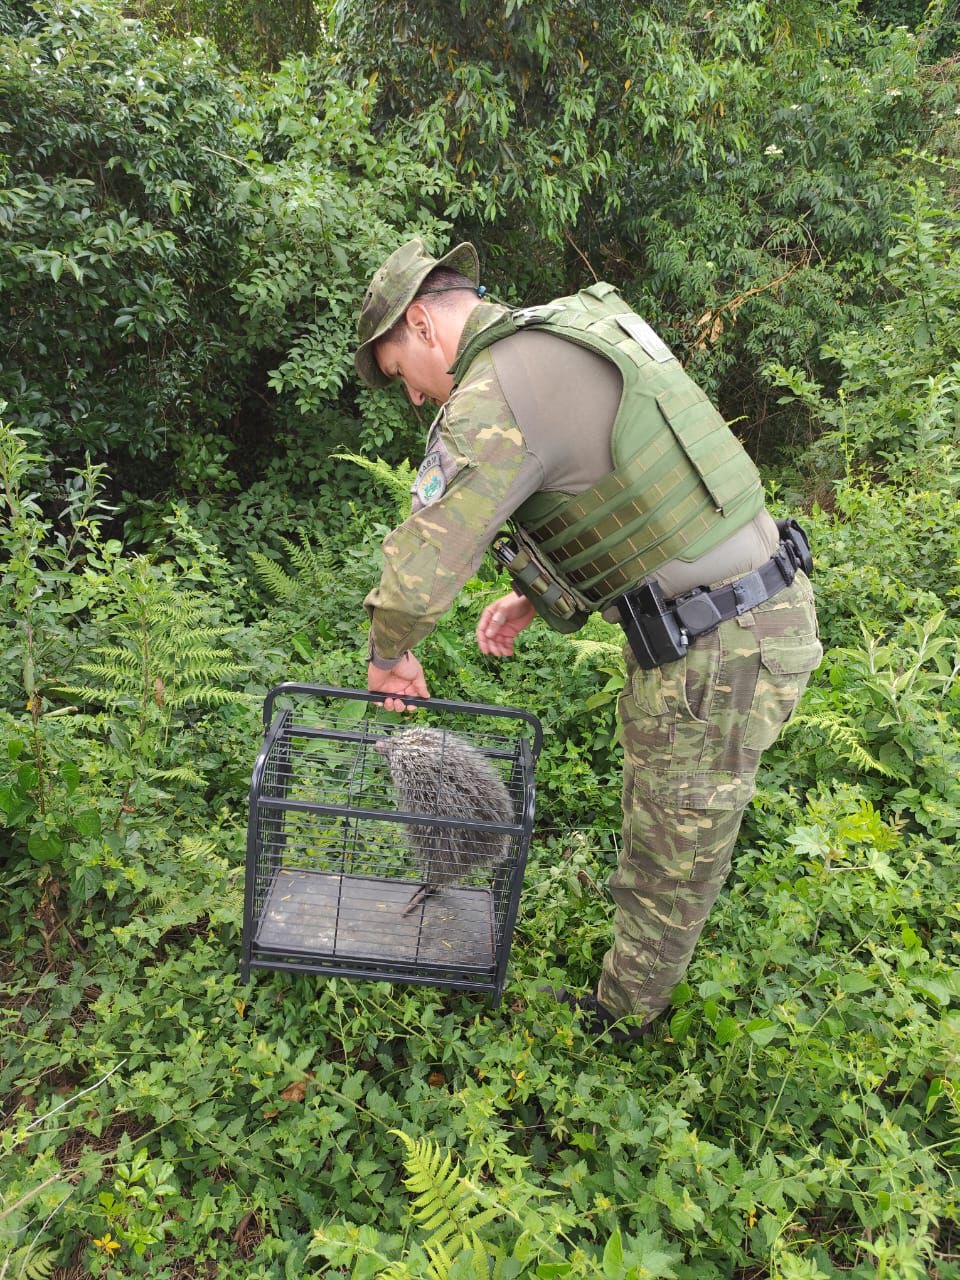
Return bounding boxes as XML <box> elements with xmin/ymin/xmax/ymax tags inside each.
<box><xmin>3</xmin><ymin>4</ymin><xmax>960</xmax><ymax>1279</ymax></box>
<box><xmin>333</xmin><ymin>0</ymin><xmax>954</xmax><ymax>437</ymax></box>
<box><xmin>768</xmin><ymin>176</ymin><xmax>960</xmax><ymax>478</ymax></box>
<box><xmin>130</xmin><ymin>0</ymin><xmax>325</xmax><ymax>71</ymax></box>
<box><xmin>0</xmin><ymin>0</ymin><xmax>452</xmax><ymax>494</ymax></box>
<box><xmin>0</xmin><ymin>1</ymin><xmax>248</xmax><ymax>462</ymax></box>
<box><xmin>334</xmin><ymin>452</ymin><xmax>419</xmax><ymax>514</ymax></box>
<box><xmin>0</xmin><ymin>1164</ymin><xmax>62</xmax><ymax>1279</ymax></box>
<box><xmin>385</xmin><ymin>1129</ymin><xmax>504</xmax><ymax>1278</ymax></box>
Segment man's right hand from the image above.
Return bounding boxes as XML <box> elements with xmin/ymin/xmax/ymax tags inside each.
<box><xmin>476</xmin><ymin>591</ymin><xmax>536</xmax><ymax>657</ymax></box>
<box><xmin>367</xmin><ymin>651</ymin><xmax>430</xmax><ymax>712</ymax></box>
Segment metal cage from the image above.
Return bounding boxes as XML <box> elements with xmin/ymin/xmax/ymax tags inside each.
<box><xmin>241</xmin><ymin>684</ymin><xmax>542</xmax><ymax>1003</ymax></box>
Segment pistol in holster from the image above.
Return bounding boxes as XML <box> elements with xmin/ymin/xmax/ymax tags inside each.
<box><xmin>491</xmin><ymin>532</ymin><xmax>590</xmax><ymax>634</ymax></box>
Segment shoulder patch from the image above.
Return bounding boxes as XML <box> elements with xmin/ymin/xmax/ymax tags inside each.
<box><xmin>414</xmin><ymin>451</ymin><xmax>446</xmax><ymax>506</ymax></box>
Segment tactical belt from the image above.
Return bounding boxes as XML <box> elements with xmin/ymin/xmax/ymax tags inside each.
<box><xmin>616</xmin><ymin>519</ymin><xmax>813</xmax><ymax>671</ymax></box>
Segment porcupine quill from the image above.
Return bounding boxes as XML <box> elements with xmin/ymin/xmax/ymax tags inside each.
<box><xmin>374</xmin><ymin>727</ymin><xmax>515</xmax><ymax>915</ymax></box>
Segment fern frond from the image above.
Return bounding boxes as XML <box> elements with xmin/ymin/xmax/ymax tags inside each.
<box><xmin>250</xmin><ymin>532</ymin><xmax>337</xmax><ymax>604</ymax></box>
<box><xmin>164</xmin><ymin>685</ymin><xmax>251</xmax><ymax>707</ymax></box>
<box><xmin>2</xmin><ymin>1245</ymin><xmax>57</xmax><ymax>1279</ymax></box>
<box><xmin>569</xmin><ymin>637</ymin><xmax>625</xmax><ymax>669</ymax></box>
<box><xmin>178</xmin><ymin>836</ymin><xmax>221</xmax><ymax>861</ymax></box>
<box><xmin>249</xmin><ymin>550</ymin><xmax>303</xmax><ymax>601</ymax></box>
<box><xmin>391</xmin><ymin>1131</ymin><xmax>500</xmax><ymax>1271</ymax></box>
<box><xmin>424</xmin><ymin>1239</ymin><xmax>457</xmax><ymax>1280</ymax></box>
<box><xmin>54</xmin><ymin>683</ymin><xmax>134</xmax><ymax>710</ymax></box>
<box><xmin>333</xmin><ymin>451</ymin><xmax>416</xmax><ymax>508</ymax></box>
<box><xmin>784</xmin><ymin>713</ymin><xmax>900</xmax><ymax>777</ymax></box>
<box><xmin>154</xmin><ymin>634</ymin><xmax>236</xmax><ymax>660</ymax></box>
<box><xmin>149</xmin><ymin>765</ymin><xmax>205</xmax><ymax>786</ymax></box>
<box><xmin>375</xmin><ymin>1265</ymin><xmax>417</xmax><ymax>1280</ymax></box>
<box><xmin>77</xmin><ymin>654</ymin><xmax>144</xmax><ymax>680</ymax></box>
<box><xmin>285</xmin><ymin>531</ymin><xmax>334</xmax><ymax>582</ymax></box>
<box><xmin>783</xmin><ymin>711</ymin><xmax>901</xmax><ymax>778</ymax></box>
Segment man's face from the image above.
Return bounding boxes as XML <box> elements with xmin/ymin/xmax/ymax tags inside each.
<box><xmin>374</xmin><ymin>313</ymin><xmax>455</xmax><ymax>408</ymax></box>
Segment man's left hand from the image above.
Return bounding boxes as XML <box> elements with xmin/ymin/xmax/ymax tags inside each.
<box><xmin>367</xmin><ymin>651</ymin><xmax>430</xmax><ymax>712</ymax></box>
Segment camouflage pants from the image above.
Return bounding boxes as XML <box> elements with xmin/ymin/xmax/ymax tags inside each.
<box><xmin>596</xmin><ymin>571</ymin><xmax>821</xmax><ymax>1024</ymax></box>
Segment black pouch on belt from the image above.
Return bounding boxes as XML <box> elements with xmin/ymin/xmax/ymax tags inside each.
<box><xmin>777</xmin><ymin>518</ymin><xmax>814</xmax><ymax>577</ymax></box>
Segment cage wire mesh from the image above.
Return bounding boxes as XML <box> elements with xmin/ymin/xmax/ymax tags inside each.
<box><xmin>241</xmin><ymin>684</ymin><xmax>542</xmax><ymax>1002</ymax></box>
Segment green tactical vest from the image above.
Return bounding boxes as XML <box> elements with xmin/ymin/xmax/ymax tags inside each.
<box><xmin>451</xmin><ymin>283</ymin><xmax>764</xmax><ymax>611</ymax></box>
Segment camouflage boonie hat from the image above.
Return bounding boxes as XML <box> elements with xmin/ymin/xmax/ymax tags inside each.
<box><xmin>355</xmin><ymin>237</ymin><xmax>480</xmax><ymax>388</ymax></box>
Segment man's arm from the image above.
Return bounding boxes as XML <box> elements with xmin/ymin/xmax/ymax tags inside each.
<box><xmin>364</xmin><ymin>355</ymin><xmax>545</xmax><ymax>664</ymax></box>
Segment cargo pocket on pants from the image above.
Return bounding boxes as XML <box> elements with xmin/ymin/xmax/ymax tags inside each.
<box><xmin>743</xmin><ymin>634</ymin><xmax>823</xmax><ymax>752</ymax></box>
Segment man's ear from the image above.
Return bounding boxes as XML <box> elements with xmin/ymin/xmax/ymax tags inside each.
<box><xmin>404</xmin><ymin>301</ymin><xmax>437</xmax><ymax>345</ymax></box>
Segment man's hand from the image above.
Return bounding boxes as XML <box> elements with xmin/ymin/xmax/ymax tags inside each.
<box><xmin>476</xmin><ymin>591</ymin><xmax>536</xmax><ymax>657</ymax></box>
<box><xmin>367</xmin><ymin>651</ymin><xmax>430</xmax><ymax>712</ymax></box>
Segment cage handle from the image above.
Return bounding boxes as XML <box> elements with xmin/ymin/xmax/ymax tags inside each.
<box><xmin>262</xmin><ymin>682</ymin><xmax>544</xmax><ymax>760</ymax></box>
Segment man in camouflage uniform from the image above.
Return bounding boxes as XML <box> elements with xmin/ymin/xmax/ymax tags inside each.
<box><xmin>356</xmin><ymin>238</ymin><xmax>821</xmax><ymax>1040</ymax></box>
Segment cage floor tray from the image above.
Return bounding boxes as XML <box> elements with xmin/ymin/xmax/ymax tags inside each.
<box><xmin>255</xmin><ymin>868</ymin><xmax>495</xmax><ymax>969</ymax></box>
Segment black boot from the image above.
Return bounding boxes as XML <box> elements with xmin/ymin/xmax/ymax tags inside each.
<box><xmin>541</xmin><ymin>986</ymin><xmax>654</xmax><ymax>1043</ymax></box>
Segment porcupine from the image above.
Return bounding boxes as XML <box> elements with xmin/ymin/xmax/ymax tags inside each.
<box><xmin>374</xmin><ymin>726</ymin><xmax>515</xmax><ymax>915</ymax></box>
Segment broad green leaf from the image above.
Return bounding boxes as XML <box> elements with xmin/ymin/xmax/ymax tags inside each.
<box><xmin>60</xmin><ymin>760</ymin><xmax>81</xmax><ymax>793</ymax></box>
<box><xmin>715</xmin><ymin>1016</ymin><xmax>739</xmax><ymax>1046</ymax></box>
<box><xmin>669</xmin><ymin>1008</ymin><xmax>693</xmax><ymax>1040</ymax></box>
<box><xmin>744</xmin><ymin>1018</ymin><xmax>780</xmax><ymax>1046</ymax></box>
<box><xmin>838</xmin><ymin>973</ymin><xmax>873</xmax><ymax>994</ymax></box>
<box><xmin>74</xmin><ymin>809</ymin><xmax>102</xmax><ymax>838</ymax></box>
<box><xmin>28</xmin><ymin>830</ymin><xmax>64</xmax><ymax>862</ymax></box>
<box><xmin>602</xmin><ymin>1227</ymin><xmax>624</xmax><ymax>1273</ymax></box>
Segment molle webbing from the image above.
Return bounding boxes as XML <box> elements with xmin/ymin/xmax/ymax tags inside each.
<box><xmin>527</xmin><ymin>440</ymin><xmax>731</xmax><ymax>602</ymax></box>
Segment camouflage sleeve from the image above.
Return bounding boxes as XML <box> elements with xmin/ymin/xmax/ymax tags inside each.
<box><xmin>364</xmin><ymin>351</ymin><xmax>544</xmax><ymax>660</ymax></box>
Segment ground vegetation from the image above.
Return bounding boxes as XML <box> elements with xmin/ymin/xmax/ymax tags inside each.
<box><xmin>1</xmin><ymin>2</ymin><xmax>958</xmax><ymax>1277</ymax></box>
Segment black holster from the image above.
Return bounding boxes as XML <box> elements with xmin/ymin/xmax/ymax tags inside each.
<box><xmin>615</xmin><ymin>581</ymin><xmax>693</xmax><ymax>670</ymax></box>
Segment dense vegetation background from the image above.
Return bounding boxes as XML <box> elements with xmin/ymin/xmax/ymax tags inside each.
<box><xmin>1</xmin><ymin>0</ymin><xmax>959</xmax><ymax>1276</ymax></box>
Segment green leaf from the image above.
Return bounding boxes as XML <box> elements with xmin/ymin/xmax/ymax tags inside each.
<box><xmin>925</xmin><ymin>1077</ymin><xmax>944</xmax><ymax>1116</ymax></box>
<box><xmin>60</xmin><ymin>761</ymin><xmax>81</xmax><ymax>793</ymax></box>
<box><xmin>909</xmin><ymin>977</ymin><xmax>952</xmax><ymax>1007</ymax></box>
<box><xmin>73</xmin><ymin>809</ymin><xmax>102</xmax><ymax>838</ymax></box>
<box><xmin>0</xmin><ymin>785</ymin><xmax>34</xmax><ymax>824</ymax></box>
<box><xmin>602</xmin><ymin>1227</ymin><xmax>624</xmax><ymax>1273</ymax></box>
<box><xmin>715</xmin><ymin>1016</ymin><xmax>739</xmax><ymax>1046</ymax></box>
<box><xmin>28</xmin><ymin>830</ymin><xmax>64</xmax><ymax>862</ymax></box>
<box><xmin>291</xmin><ymin>631</ymin><xmax>315</xmax><ymax>661</ymax></box>
<box><xmin>744</xmin><ymin>1018</ymin><xmax>780</xmax><ymax>1046</ymax></box>
<box><xmin>339</xmin><ymin>699</ymin><xmax>371</xmax><ymax>726</ymax></box>
<box><xmin>670</xmin><ymin>982</ymin><xmax>693</xmax><ymax>1006</ymax></box>
<box><xmin>838</xmin><ymin>973</ymin><xmax>873</xmax><ymax>994</ymax></box>
<box><xmin>669</xmin><ymin>1008</ymin><xmax>693</xmax><ymax>1040</ymax></box>
<box><xmin>17</xmin><ymin>763</ymin><xmax>39</xmax><ymax>792</ymax></box>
